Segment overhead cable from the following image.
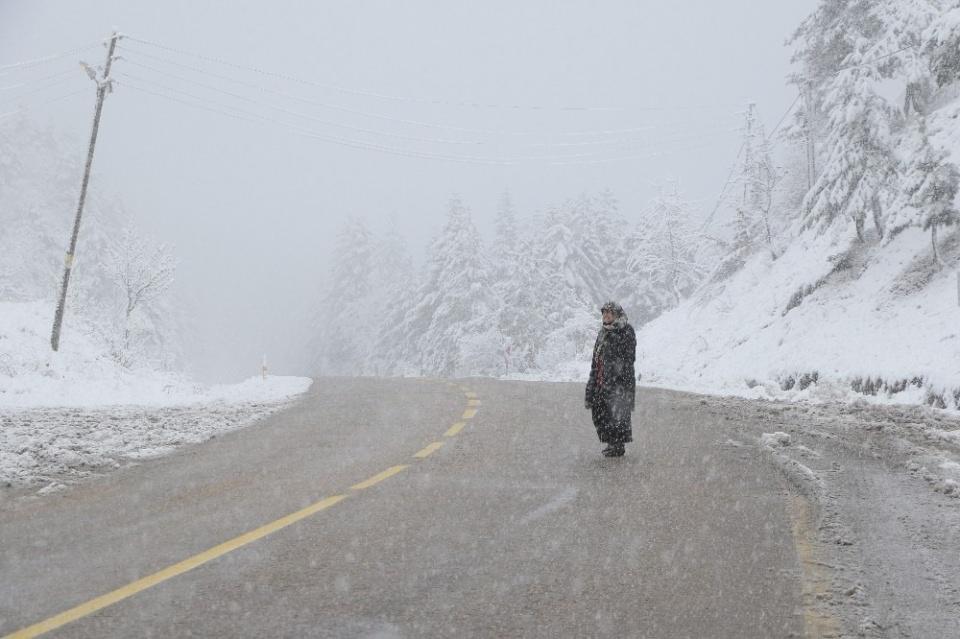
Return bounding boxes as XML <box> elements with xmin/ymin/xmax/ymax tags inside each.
<box><xmin>122</xmin><ymin>34</ymin><xmax>742</xmax><ymax>114</ymax></box>
<box><xmin>0</xmin><ymin>73</ymin><xmax>88</xmax><ymax>110</ymax></box>
<box><xmin>0</xmin><ymin>87</ymin><xmax>90</xmax><ymax>120</ymax></box>
<box><xmin>118</xmin><ymin>43</ymin><xmax>730</xmax><ymax>140</ymax></box>
<box><xmin>0</xmin><ymin>39</ymin><xmax>107</xmax><ymax>73</ymax></box>
<box><xmin>121</xmin><ymin>77</ymin><xmax>737</xmax><ymax>166</ymax></box>
<box><xmin>115</xmin><ymin>68</ymin><xmax>483</xmax><ymax>146</ymax></box>
<box><xmin>117</xmin><ymin>57</ymin><xmax>740</xmax><ymax>150</ymax></box>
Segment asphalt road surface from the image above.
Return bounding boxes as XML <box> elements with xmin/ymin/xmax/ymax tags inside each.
<box><xmin>1</xmin><ymin>378</ymin><xmax>847</xmax><ymax>638</ymax></box>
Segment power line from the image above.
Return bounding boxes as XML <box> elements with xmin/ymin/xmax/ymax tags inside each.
<box><xmin>118</xmin><ymin>75</ymin><xmax>632</xmax><ymax>162</ymax></box>
<box><xmin>0</xmin><ymin>87</ymin><xmax>90</xmax><ymax>120</ymax></box>
<box><xmin>115</xmin><ymin>68</ymin><xmax>484</xmax><ymax>146</ymax></box>
<box><xmin>0</xmin><ymin>39</ymin><xmax>107</xmax><ymax>73</ymax></box>
<box><xmin>546</xmin><ymin>137</ymin><xmax>738</xmax><ymax>166</ymax></box>
<box><xmin>118</xmin><ymin>43</ymin><xmax>734</xmax><ymax>141</ymax></box>
<box><xmin>120</xmin><ymin>75</ymin><xmax>739</xmax><ymax>167</ymax></box>
<box><xmin>700</xmin><ymin>140</ymin><xmax>746</xmax><ymax>230</ymax></box>
<box><xmin>123</xmin><ymin>34</ymin><xmax>742</xmax><ymax>114</ymax></box>
<box><xmin>116</xmin><ymin>57</ymin><xmax>740</xmax><ymax>151</ymax></box>
<box><xmin>0</xmin><ymin>72</ymin><xmax>88</xmax><ymax>110</ymax></box>
<box><xmin>119</xmin><ymin>80</ymin><xmax>515</xmax><ymax>166</ymax></box>
<box><xmin>766</xmin><ymin>92</ymin><xmax>802</xmax><ymax>141</ymax></box>
<box><xmin>833</xmin><ymin>44</ymin><xmax>919</xmax><ymax>76</ymax></box>
<box><xmin>0</xmin><ymin>67</ymin><xmax>77</xmax><ymax>92</ymax></box>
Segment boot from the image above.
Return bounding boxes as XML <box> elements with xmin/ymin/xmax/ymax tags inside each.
<box><xmin>602</xmin><ymin>443</ymin><xmax>625</xmax><ymax>457</ymax></box>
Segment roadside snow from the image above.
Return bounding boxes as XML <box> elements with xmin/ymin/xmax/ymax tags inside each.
<box><xmin>0</xmin><ymin>300</ymin><xmax>313</xmax><ymax>489</ymax></box>
<box><xmin>0</xmin><ymin>387</ymin><xmax>310</xmax><ymax>490</ymax></box>
<box><xmin>759</xmin><ymin>431</ymin><xmax>792</xmax><ymax>447</ymax></box>
<box><xmin>740</xmin><ymin>397</ymin><xmax>960</xmax><ymax>636</ymax></box>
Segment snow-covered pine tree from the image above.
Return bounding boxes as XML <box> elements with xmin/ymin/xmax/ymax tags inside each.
<box><xmin>792</xmin><ymin>0</ymin><xmax>946</xmax><ymax>241</ymax></box>
<box><xmin>904</xmin><ymin>118</ymin><xmax>960</xmax><ymax>266</ymax></box>
<box><xmin>567</xmin><ymin>190</ymin><xmax>626</xmax><ymax>308</ymax></box>
<box><xmin>869</xmin><ymin>0</ymin><xmax>945</xmax><ymax>115</ymax></box>
<box><xmin>527</xmin><ymin>204</ymin><xmax>596</xmax><ymax>365</ymax></box>
<box><xmin>617</xmin><ymin>223</ymin><xmax>677</xmax><ymax>326</ymax></box>
<box><xmin>791</xmin><ymin>0</ymin><xmax>896</xmax><ymax>241</ymax></box>
<box><xmin>926</xmin><ymin>2</ymin><xmax>960</xmax><ymax>87</ymax></box>
<box><xmin>492</xmin><ymin>190</ymin><xmax>519</xmax><ymax>279</ymax></box>
<box><xmin>488</xmin><ymin>191</ymin><xmax>542</xmax><ymax>372</ymax></box>
<box><xmin>311</xmin><ymin>216</ymin><xmax>376</xmax><ymax>375</ymax></box>
<box><xmin>369</xmin><ymin>273</ymin><xmax>420</xmax><ymax>376</ymax></box>
<box><xmin>364</xmin><ymin>221</ymin><xmax>416</xmax><ymax>375</ymax></box>
<box><xmin>494</xmin><ymin>235</ymin><xmax>551</xmax><ymax>373</ymax></box>
<box><xmin>411</xmin><ymin>197</ymin><xmax>495</xmax><ymax>376</ymax></box>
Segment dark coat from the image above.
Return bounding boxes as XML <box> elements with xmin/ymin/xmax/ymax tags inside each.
<box><xmin>585</xmin><ymin>322</ymin><xmax>636</xmax><ymax>411</ymax></box>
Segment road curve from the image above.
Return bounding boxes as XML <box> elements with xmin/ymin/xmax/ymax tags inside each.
<box><xmin>1</xmin><ymin>378</ymin><xmax>806</xmax><ymax>638</ymax></box>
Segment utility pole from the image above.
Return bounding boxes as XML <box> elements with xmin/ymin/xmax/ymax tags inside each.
<box><xmin>50</xmin><ymin>31</ymin><xmax>120</xmax><ymax>352</ymax></box>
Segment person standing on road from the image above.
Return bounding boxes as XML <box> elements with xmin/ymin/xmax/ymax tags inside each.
<box><xmin>585</xmin><ymin>301</ymin><xmax>636</xmax><ymax>457</ymax></box>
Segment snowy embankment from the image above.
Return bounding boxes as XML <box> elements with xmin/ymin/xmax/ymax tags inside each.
<box><xmin>636</xmin><ymin>224</ymin><xmax>960</xmax><ymax>410</ymax></box>
<box><xmin>0</xmin><ymin>301</ymin><xmax>311</xmax><ymax>489</ymax></box>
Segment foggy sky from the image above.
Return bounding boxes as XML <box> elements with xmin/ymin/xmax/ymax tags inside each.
<box><xmin>0</xmin><ymin>1</ymin><xmax>814</xmax><ymax>381</ymax></box>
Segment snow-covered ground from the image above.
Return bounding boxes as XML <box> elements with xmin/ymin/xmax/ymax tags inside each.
<box><xmin>0</xmin><ymin>301</ymin><xmax>312</xmax><ymax>490</ymax></box>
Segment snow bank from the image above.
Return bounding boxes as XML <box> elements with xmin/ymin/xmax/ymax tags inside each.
<box><xmin>0</xmin><ymin>300</ymin><xmax>313</xmax><ymax>489</ymax></box>
<box><xmin>0</xmin><ymin>300</ymin><xmax>311</xmax><ymax>408</ymax></box>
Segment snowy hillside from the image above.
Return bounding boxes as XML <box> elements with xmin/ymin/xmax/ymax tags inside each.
<box><xmin>638</xmin><ymin>225</ymin><xmax>960</xmax><ymax>408</ymax></box>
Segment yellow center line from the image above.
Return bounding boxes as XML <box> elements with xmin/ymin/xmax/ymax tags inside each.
<box><xmin>413</xmin><ymin>442</ymin><xmax>444</xmax><ymax>458</ymax></box>
<box><xmin>7</xmin><ymin>379</ymin><xmax>479</xmax><ymax>639</ymax></box>
<box><xmin>4</xmin><ymin>494</ymin><xmax>348</xmax><ymax>639</ymax></box>
<box><xmin>350</xmin><ymin>465</ymin><xmax>409</xmax><ymax>491</ymax></box>
<box><xmin>444</xmin><ymin>422</ymin><xmax>466</xmax><ymax>437</ymax></box>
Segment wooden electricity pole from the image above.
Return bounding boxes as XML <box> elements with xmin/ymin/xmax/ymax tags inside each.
<box><xmin>50</xmin><ymin>31</ymin><xmax>120</xmax><ymax>352</ymax></box>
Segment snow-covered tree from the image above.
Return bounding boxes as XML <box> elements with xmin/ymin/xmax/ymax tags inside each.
<box><xmin>410</xmin><ymin>197</ymin><xmax>495</xmax><ymax>376</ymax></box>
<box><xmin>364</xmin><ymin>221</ymin><xmax>415</xmax><ymax>375</ymax></box>
<box><xmin>0</xmin><ymin>115</ymin><xmax>184</xmax><ymax>368</ymax></box>
<box><xmin>566</xmin><ymin>190</ymin><xmax>626</xmax><ymax>307</ymax></box>
<box><xmin>791</xmin><ymin>0</ymin><xmax>945</xmax><ymax>241</ymax></box>
<box><xmin>868</xmin><ymin>0</ymin><xmax>945</xmax><ymax>116</ymax></box>
<box><xmin>792</xmin><ymin>2</ymin><xmax>893</xmax><ymax>240</ymax></box>
<box><xmin>726</xmin><ymin>103</ymin><xmax>781</xmax><ymax>260</ymax></box>
<box><xmin>491</xmin><ymin>190</ymin><xmax>519</xmax><ymax>279</ymax></box>
<box><xmin>617</xmin><ymin>222</ymin><xmax>678</xmax><ymax>326</ymax></box>
<box><xmin>904</xmin><ymin>119</ymin><xmax>960</xmax><ymax>266</ymax></box>
<box><xmin>311</xmin><ymin>216</ymin><xmax>376</xmax><ymax>375</ymax></box>
<box><xmin>926</xmin><ymin>2</ymin><xmax>960</xmax><ymax>87</ymax></box>
<box><xmin>629</xmin><ymin>184</ymin><xmax>706</xmax><ymax>306</ymax></box>
<box><xmin>104</xmin><ymin>227</ymin><xmax>177</xmax><ymax>367</ymax></box>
